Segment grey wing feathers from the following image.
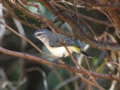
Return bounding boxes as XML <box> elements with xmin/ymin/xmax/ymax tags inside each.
<box><xmin>49</xmin><ymin>34</ymin><xmax>81</xmax><ymax>47</ymax></box>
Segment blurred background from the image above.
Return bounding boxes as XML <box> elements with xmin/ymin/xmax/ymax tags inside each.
<box><xmin>0</xmin><ymin>0</ymin><xmax>120</xmax><ymax>90</ymax></box>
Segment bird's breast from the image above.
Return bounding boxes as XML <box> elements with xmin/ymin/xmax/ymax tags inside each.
<box><xmin>45</xmin><ymin>44</ymin><xmax>74</xmax><ymax>57</ymax></box>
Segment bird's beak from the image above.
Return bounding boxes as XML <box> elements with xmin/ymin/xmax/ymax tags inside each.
<box><xmin>31</xmin><ymin>34</ymin><xmax>36</xmax><ymax>38</ymax></box>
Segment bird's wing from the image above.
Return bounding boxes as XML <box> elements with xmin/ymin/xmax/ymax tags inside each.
<box><xmin>49</xmin><ymin>34</ymin><xmax>81</xmax><ymax>47</ymax></box>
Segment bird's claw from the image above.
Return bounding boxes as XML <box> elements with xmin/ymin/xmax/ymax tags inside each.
<box><xmin>52</xmin><ymin>60</ymin><xmax>57</xmax><ymax>67</ymax></box>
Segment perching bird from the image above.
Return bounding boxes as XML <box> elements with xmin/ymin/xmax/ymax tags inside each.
<box><xmin>33</xmin><ymin>28</ymin><xmax>91</xmax><ymax>58</ymax></box>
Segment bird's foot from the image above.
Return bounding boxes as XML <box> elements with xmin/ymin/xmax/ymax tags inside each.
<box><xmin>52</xmin><ymin>58</ymin><xmax>60</xmax><ymax>67</ymax></box>
<box><xmin>52</xmin><ymin>60</ymin><xmax>57</xmax><ymax>67</ymax></box>
<box><xmin>66</xmin><ymin>60</ymin><xmax>71</xmax><ymax>70</ymax></box>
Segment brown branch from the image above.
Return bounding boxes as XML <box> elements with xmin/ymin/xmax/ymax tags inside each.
<box><xmin>31</xmin><ymin>0</ymin><xmax>120</xmax><ymax>51</ymax></box>
<box><xmin>37</xmin><ymin>0</ymin><xmax>120</xmax><ymax>52</ymax></box>
<box><xmin>84</xmin><ymin>0</ymin><xmax>120</xmax><ymax>33</ymax></box>
<box><xmin>79</xmin><ymin>14</ymin><xmax>113</xmax><ymax>27</ymax></box>
<box><xmin>2</xmin><ymin>1</ymin><xmax>101</xmax><ymax>88</ymax></box>
<box><xmin>84</xmin><ymin>0</ymin><xmax>120</xmax><ymax>9</ymax></box>
<box><xmin>50</xmin><ymin>1</ymin><xmax>113</xmax><ymax>27</ymax></box>
<box><xmin>49</xmin><ymin>26</ymin><xmax>101</xmax><ymax>89</ymax></box>
<box><xmin>6</xmin><ymin>0</ymin><xmax>120</xmax><ymax>52</ymax></box>
<box><xmin>1</xmin><ymin>0</ymin><xmax>120</xmax><ymax>89</ymax></box>
<box><xmin>2</xmin><ymin>1</ymin><xmax>39</xmax><ymax>30</ymax></box>
<box><xmin>0</xmin><ymin>46</ymin><xmax>119</xmax><ymax>82</ymax></box>
<box><xmin>0</xmin><ymin>20</ymin><xmax>56</xmax><ymax>60</ymax></box>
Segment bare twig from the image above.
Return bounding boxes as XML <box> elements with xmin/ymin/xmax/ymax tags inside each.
<box><xmin>0</xmin><ymin>46</ymin><xmax>119</xmax><ymax>82</ymax></box>
<box><xmin>6</xmin><ymin>0</ymin><xmax>120</xmax><ymax>52</ymax></box>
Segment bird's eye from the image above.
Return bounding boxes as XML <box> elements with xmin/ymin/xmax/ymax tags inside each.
<box><xmin>38</xmin><ymin>33</ymin><xmax>41</xmax><ymax>36</ymax></box>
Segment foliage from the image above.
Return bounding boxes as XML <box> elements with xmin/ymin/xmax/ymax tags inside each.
<box><xmin>0</xmin><ymin>0</ymin><xmax>120</xmax><ymax>90</ymax></box>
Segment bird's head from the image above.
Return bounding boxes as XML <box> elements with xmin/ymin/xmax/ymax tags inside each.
<box><xmin>32</xmin><ymin>28</ymin><xmax>52</xmax><ymax>42</ymax></box>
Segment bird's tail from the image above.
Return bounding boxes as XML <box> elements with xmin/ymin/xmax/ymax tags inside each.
<box><xmin>81</xmin><ymin>51</ymin><xmax>92</xmax><ymax>58</ymax></box>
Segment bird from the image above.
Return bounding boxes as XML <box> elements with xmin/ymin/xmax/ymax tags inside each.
<box><xmin>32</xmin><ymin>28</ymin><xmax>92</xmax><ymax>59</ymax></box>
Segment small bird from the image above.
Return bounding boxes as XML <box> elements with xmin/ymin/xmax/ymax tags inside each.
<box><xmin>33</xmin><ymin>28</ymin><xmax>91</xmax><ymax>59</ymax></box>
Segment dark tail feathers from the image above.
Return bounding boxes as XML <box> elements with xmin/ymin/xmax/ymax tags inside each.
<box><xmin>81</xmin><ymin>51</ymin><xmax>92</xmax><ymax>58</ymax></box>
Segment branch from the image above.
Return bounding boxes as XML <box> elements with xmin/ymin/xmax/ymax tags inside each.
<box><xmin>0</xmin><ymin>46</ymin><xmax>119</xmax><ymax>82</ymax></box>
<box><xmin>3</xmin><ymin>0</ymin><xmax>120</xmax><ymax>52</ymax></box>
<box><xmin>38</xmin><ymin>0</ymin><xmax>120</xmax><ymax>52</ymax></box>
<box><xmin>50</xmin><ymin>1</ymin><xmax>113</xmax><ymax>27</ymax></box>
<box><xmin>2</xmin><ymin>1</ymin><xmax>39</xmax><ymax>30</ymax></box>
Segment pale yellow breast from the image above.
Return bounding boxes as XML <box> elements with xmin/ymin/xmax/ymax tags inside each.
<box><xmin>45</xmin><ymin>44</ymin><xmax>74</xmax><ymax>57</ymax></box>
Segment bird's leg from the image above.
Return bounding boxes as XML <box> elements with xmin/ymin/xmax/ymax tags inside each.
<box><xmin>68</xmin><ymin>60</ymin><xmax>72</xmax><ymax>66</ymax></box>
<box><xmin>52</xmin><ymin>54</ymin><xmax>65</xmax><ymax>67</ymax></box>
